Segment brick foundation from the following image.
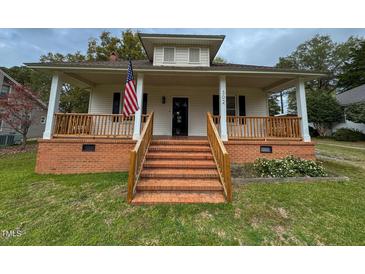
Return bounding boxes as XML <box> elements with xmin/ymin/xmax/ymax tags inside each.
<box><xmin>35</xmin><ymin>138</ymin><xmax>315</xmax><ymax>174</ymax></box>
<box><xmin>36</xmin><ymin>138</ymin><xmax>136</xmax><ymax>174</ymax></box>
<box><xmin>225</xmin><ymin>140</ymin><xmax>315</xmax><ymax>164</ymax></box>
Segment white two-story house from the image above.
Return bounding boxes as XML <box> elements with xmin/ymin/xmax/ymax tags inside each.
<box><xmin>26</xmin><ymin>33</ymin><xmax>325</xmax><ymax>204</ymax></box>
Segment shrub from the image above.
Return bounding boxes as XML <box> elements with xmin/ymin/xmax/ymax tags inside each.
<box><xmin>333</xmin><ymin>128</ymin><xmax>365</xmax><ymax>142</ymax></box>
<box><xmin>309</xmin><ymin>126</ymin><xmax>319</xmax><ymax>137</ymax></box>
<box><xmin>253</xmin><ymin>156</ymin><xmax>327</xmax><ymax>178</ymax></box>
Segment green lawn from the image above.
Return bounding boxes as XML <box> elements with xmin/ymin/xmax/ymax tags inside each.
<box><xmin>314</xmin><ymin>138</ymin><xmax>365</xmax><ymax>169</ymax></box>
<box><xmin>0</xmin><ymin>146</ymin><xmax>364</xmax><ymax>245</ymax></box>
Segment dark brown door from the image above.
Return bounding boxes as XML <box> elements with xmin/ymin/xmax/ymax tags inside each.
<box><xmin>172</xmin><ymin>97</ymin><xmax>188</xmax><ymax>136</ymax></box>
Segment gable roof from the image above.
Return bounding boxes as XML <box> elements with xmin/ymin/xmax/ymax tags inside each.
<box><xmin>0</xmin><ymin>69</ymin><xmax>47</xmax><ymax>109</ymax></box>
<box><xmin>138</xmin><ymin>33</ymin><xmax>225</xmax><ymax>63</ymax></box>
<box><xmin>337</xmin><ymin>84</ymin><xmax>365</xmax><ymax>105</ymax></box>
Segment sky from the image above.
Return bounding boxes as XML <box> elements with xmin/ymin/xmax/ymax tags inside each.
<box><xmin>1</xmin><ymin>28</ymin><xmax>365</xmax><ymax>68</ymax></box>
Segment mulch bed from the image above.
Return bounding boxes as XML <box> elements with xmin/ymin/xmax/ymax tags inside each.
<box><xmin>231</xmin><ymin>163</ymin><xmax>347</xmax><ymax>184</ymax></box>
<box><xmin>0</xmin><ymin>144</ymin><xmax>37</xmax><ymax>156</ymax></box>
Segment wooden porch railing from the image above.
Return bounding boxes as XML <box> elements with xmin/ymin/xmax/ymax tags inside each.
<box><xmin>53</xmin><ymin>113</ymin><xmax>149</xmax><ymax>138</ymax></box>
<box><xmin>207</xmin><ymin>112</ymin><xmax>232</xmax><ymax>202</ymax></box>
<box><xmin>213</xmin><ymin>115</ymin><xmax>302</xmax><ymax>140</ymax></box>
<box><xmin>127</xmin><ymin>112</ymin><xmax>154</xmax><ymax>203</ymax></box>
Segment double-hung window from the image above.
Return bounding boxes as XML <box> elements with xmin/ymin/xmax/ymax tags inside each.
<box><xmin>189</xmin><ymin>48</ymin><xmax>200</xmax><ymax>63</ymax></box>
<box><xmin>163</xmin><ymin>47</ymin><xmax>175</xmax><ymax>63</ymax></box>
<box><xmin>212</xmin><ymin>95</ymin><xmax>246</xmax><ymax>116</ymax></box>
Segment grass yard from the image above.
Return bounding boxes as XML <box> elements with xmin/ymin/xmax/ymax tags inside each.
<box><xmin>314</xmin><ymin>138</ymin><xmax>365</xmax><ymax>169</ymax></box>
<box><xmin>0</xmin><ymin>144</ymin><xmax>364</xmax><ymax>246</ymax></box>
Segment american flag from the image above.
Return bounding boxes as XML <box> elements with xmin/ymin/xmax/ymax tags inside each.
<box><xmin>122</xmin><ymin>60</ymin><xmax>139</xmax><ymax>116</ymax></box>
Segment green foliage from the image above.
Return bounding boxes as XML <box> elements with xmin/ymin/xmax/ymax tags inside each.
<box><xmin>59</xmin><ymin>84</ymin><xmax>89</xmax><ymax>113</ymax></box>
<box><xmin>86</xmin><ymin>29</ymin><xmax>146</xmax><ymax>61</ymax></box>
<box><xmin>277</xmin><ymin>35</ymin><xmax>362</xmax><ymax>93</ymax></box>
<box><xmin>1</xmin><ymin>66</ymin><xmax>51</xmax><ymax>102</ymax></box>
<box><xmin>345</xmin><ymin>102</ymin><xmax>365</xmax><ymax>124</ymax></box>
<box><xmin>268</xmin><ymin>94</ymin><xmax>281</xmax><ymax>115</ymax></box>
<box><xmin>333</xmin><ymin>128</ymin><xmax>365</xmax><ymax>142</ymax></box>
<box><xmin>213</xmin><ymin>56</ymin><xmax>227</xmax><ymax>64</ymax></box>
<box><xmin>254</xmin><ymin>156</ymin><xmax>327</xmax><ymax>178</ymax></box>
<box><xmin>13</xmin><ymin>29</ymin><xmax>146</xmax><ymax>111</ymax></box>
<box><xmin>338</xmin><ymin>41</ymin><xmax>365</xmax><ymax>91</ymax></box>
<box><xmin>40</xmin><ymin>51</ymin><xmax>86</xmax><ymax>63</ymax></box>
<box><xmin>306</xmin><ymin>90</ymin><xmax>344</xmax><ymax>136</ymax></box>
<box><xmin>276</xmin><ymin>35</ymin><xmax>364</xmax><ymax>114</ymax></box>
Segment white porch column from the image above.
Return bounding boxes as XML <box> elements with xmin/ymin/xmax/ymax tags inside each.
<box><xmin>133</xmin><ymin>73</ymin><xmax>144</xmax><ymax>140</ymax></box>
<box><xmin>296</xmin><ymin>78</ymin><xmax>311</xmax><ymax>142</ymax></box>
<box><xmin>43</xmin><ymin>73</ymin><xmax>62</xmax><ymax>139</ymax></box>
<box><xmin>219</xmin><ymin>75</ymin><xmax>228</xmax><ymax>141</ymax></box>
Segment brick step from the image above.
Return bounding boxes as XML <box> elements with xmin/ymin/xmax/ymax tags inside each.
<box><xmin>146</xmin><ymin>152</ymin><xmax>214</xmax><ymax>160</ymax></box>
<box><xmin>151</xmin><ymin>140</ymin><xmax>209</xmax><ymax>146</ymax></box>
<box><xmin>131</xmin><ymin>191</ymin><xmax>226</xmax><ymax>204</ymax></box>
<box><xmin>149</xmin><ymin>145</ymin><xmax>211</xmax><ymax>152</ymax></box>
<box><xmin>136</xmin><ymin>178</ymin><xmax>223</xmax><ymax>191</ymax></box>
<box><xmin>141</xmin><ymin>168</ymin><xmax>219</xmax><ymax>179</ymax></box>
<box><xmin>144</xmin><ymin>159</ymin><xmax>216</xmax><ymax>169</ymax></box>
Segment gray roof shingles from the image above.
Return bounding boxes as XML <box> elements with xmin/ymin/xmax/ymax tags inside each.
<box><xmin>337</xmin><ymin>84</ymin><xmax>365</xmax><ymax>105</ymax></box>
<box><xmin>24</xmin><ymin>60</ymin><xmax>326</xmax><ymax>75</ymax></box>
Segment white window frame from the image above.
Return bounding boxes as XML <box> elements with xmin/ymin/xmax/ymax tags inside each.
<box><xmin>189</xmin><ymin>48</ymin><xmax>201</xmax><ymax>63</ymax></box>
<box><xmin>163</xmin><ymin>47</ymin><xmax>175</xmax><ymax>63</ymax></box>
<box><xmin>0</xmin><ymin>119</ymin><xmax>3</xmax><ymax>131</ymax></box>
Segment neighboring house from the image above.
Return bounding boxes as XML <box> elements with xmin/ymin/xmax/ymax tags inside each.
<box><xmin>26</xmin><ymin>33</ymin><xmax>325</xmax><ymax>204</ymax></box>
<box><xmin>0</xmin><ymin>69</ymin><xmax>47</xmax><ymax>139</ymax></box>
<box><xmin>332</xmin><ymin>84</ymin><xmax>365</xmax><ymax>133</ymax></box>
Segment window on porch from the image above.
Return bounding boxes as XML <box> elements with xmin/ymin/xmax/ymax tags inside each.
<box><xmin>212</xmin><ymin>95</ymin><xmax>246</xmax><ymax>116</ymax></box>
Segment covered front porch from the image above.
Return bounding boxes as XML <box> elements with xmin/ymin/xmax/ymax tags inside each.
<box><xmin>42</xmin><ymin>70</ymin><xmax>312</xmax><ymax>142</ymax></box>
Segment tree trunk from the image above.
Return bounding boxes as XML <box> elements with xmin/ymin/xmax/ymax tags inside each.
<box><xmin>21</xmin><ymin>134</ymin><xmax>27</xmax><ymax>150</ymax></box>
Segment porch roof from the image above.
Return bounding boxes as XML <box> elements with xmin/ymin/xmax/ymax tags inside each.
<box><xmin>25</xmin><ymin>60</ymin><xmax>327</xmax><ymax>92</ymax></box>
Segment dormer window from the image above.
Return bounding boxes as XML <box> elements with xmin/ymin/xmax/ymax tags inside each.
<box><xmin>189</xmin><ymin>48</ymin><xmax>200</xmax><ymax>63</ymax></box>
<box><xmin>163</xmin><ymin>47</ymin><xmax>175</xmax><ymax>63</ymax></box>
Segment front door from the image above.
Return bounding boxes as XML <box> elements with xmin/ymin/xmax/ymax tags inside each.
<box><xmin>172</xmin><ymin>97</ymin><xmax>188</xmax><ymax>136</ymax></box>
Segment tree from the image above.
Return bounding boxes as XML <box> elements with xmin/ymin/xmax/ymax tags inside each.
<box><xmin>337</xmin><ymin>41</ymin><xmax>365</xmax><ymax>91</ymax></box>
<box><xmin>213</xmin><ymin>56</ymin><xmax>227</xmax><ymax>64</ymax></box>
<box><xmin>86</xmin><ymin>29</ymin><xmax>146</xmax><ymax>61</ymax></box>
<box><xmin>306</xmin><ymin>91</ymin><xmax>344</xmax><ymax>136</ymax></box>
<box><xmin>1</xmin><ymin>66</ymin><xmax>52</xmax><ymax>102</ymax></box>
<box><xmin>277</xmin><ymin>35</ymin><xmax>362</xmax><ymax>93</ymax></box>
<box><xmin>276</xmin><ymin>34</ymin><xmax>363</xmax><ymax>114</ymax></box>
<box><xmin>31</xmin><ymin>29</ymin><xmax>147</xmax><ymax>112</ymax></box>
<box><xmin>268</xmin><ymin>94</ymin><xmax>281</xmax><ymax>116</ymax></box>
<box><xmin>345</xmin><ymin>102</ymin><xmax>365</xmax><ymax>124</ymax></box>
<box><xmin>0</xmin><ymin>84</ymin><xmax>41</xmax><ymax>149</ymax></box>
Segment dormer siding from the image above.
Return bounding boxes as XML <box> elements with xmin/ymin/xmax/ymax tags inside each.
<box><xmin>153</xmin><ymin>46</ymin><xmax>210</xmax><ymax>67</ymax></box>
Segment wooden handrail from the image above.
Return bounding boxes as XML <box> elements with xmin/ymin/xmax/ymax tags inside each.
<box><xmin>127</xmin><ymin>112</ymin><xmax>154</xmax><ymax>203</ymax></box>
<box><xmin>207</xmin><ymin>112</ymin><xmax>232</xmax><ymax>202</ymax></box>
<box><xmin>213</xmin><ymin>115</ymin><xmax>302</xmax><ymax>140</ymax></box>
<box><xmin>53</xmin><ymin>113</ymin><xmax>149</xmax><ymax>138</ymax></box>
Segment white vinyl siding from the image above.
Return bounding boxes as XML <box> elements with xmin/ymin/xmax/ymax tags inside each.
<box><xmin>88</xmin><ymin>84</ymin><xmax>121</xmax><ymax>114</ymax></box>
<box><xmin>89</xmin><ymin>84</ymin><xmax>268</xmax><ymax>136</ymax></box>
<box><xmin>154</xmin><ymin>46</ymin><xmax>209</xmax><ymax>67</ymax></box>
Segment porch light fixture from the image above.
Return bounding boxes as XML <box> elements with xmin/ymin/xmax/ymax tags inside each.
<box><xmin>162</xmin><ymin>96</ymin><xmax>166</xmax><ymax>104</ymax></box>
